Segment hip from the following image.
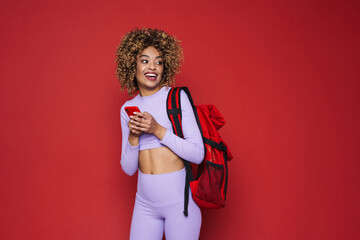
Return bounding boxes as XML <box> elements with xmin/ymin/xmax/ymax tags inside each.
<box><xmin>136</xmin><ymin>167</ymin><xmax>186</xmax><ymax>207</ymax></box>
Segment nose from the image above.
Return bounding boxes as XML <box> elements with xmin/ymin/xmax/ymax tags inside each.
<box><xmin>148</xmin><ymin>61</ymin><xmax>157</xmax><ymax>70</ymax></box>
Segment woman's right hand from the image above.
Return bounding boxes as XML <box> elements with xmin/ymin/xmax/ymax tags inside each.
<box><xmin>128</xmin><ymin>119</ymin><xmax>141</xmax><ymax>146</ymax></box>
<box><xmin>128</xmin><ymin>119</ymin><xmax>142</xmax><ymax>137</ymax></box>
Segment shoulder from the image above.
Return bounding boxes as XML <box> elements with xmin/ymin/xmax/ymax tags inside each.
<box><xmin>120</xmin><ymin>95</ymin><xmax>139</xmax><ymax>111</ymax></box>
<box><xmin>179</xmin><ymin>89</ymin><xmax>189</xmax><ymax>99</ymax></box>
<box><xmin>120</xmin><ymin>95</ymin><xmax>140</xmax><ymax>122</ymax></box>
<box><xmin>179</xmin><ymin>88</ymin><xmax>193</xmax><ymax>106</ymax></box>
<box><xmin>167</xmin><ymin>87</ymin><xmax>191</xmax><ymax>101</ymax></box>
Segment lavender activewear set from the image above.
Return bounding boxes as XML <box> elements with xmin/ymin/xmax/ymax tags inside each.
<box><xmin>120</xmin><ymin>87</ymin><xmax>204</xmax><ymax>240</ymax></box>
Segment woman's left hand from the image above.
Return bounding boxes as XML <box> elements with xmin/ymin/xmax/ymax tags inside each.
<box><xmin>130</xmin><ymin>112</ymin><xmax>167</xmax><ymax>140</ymax></box>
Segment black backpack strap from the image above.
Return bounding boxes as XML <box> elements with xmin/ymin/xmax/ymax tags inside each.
<box><xmin>183</xmin><ymin>161</ymin><xmax>193</xmax><ymax>216</ymax></box>
<box><xmin>166</xmin><ymin>87</ymin><xmax>195</xmax><ymax>216</ymax></box>
<box><xmin>179</xmin><ymin>87</ymin><xmax>203</xmax><ymax>136</ymax></box>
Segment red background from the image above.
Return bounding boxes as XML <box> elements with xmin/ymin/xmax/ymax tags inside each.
<box><xmin>1</xmin><ymin>0</ymin><xmax>359</xmax><ymax>239</ymax></box>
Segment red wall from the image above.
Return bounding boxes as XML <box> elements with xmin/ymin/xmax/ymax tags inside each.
<box><xmin>1</xmin><ymin>0</ymin><xmax>359</xmax><ymax>239</ymax></box>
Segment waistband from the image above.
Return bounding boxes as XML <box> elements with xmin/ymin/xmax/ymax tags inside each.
<box><xmin>136</xmin><ymin>168</ymin><xmax>186</xmax><ymax>207</ymax></box>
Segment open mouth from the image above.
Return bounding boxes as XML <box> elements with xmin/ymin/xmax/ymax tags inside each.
<box><xmin>145</xmin><ymin>73</ymin><xmax>158</xmax><ymax>81</ymax></box>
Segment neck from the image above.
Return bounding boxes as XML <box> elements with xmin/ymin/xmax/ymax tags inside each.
<box><xmin>139</xmin><ymin>86</ymin><xmax>162</xmax><ymax>97</ymax></box>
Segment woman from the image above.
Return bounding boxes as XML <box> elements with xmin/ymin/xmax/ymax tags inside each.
<box><xmin>116</xmin><ymin>28</ymin><xmax>204</xmax><ymax>240</ymax></box>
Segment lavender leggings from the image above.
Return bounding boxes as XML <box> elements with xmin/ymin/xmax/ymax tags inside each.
<box><xmin>130</xmin><ymin>168</ymin><xmax>202</xmax><ymax>240</ymax></box>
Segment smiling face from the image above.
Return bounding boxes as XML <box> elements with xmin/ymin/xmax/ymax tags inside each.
<box><xmin>135</xmin><ymin>46</ymin><xmax>164</xmax><ymax>96</ymax></box>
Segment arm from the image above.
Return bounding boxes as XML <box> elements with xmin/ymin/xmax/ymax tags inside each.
<box><xmin>160</xmin><ymin>90</ymin><xmax>204</xmax><ymax>164</ymax></box>
<box><xmin>120</xmin><ymin>105</ymin><xmax>139</xmax><ymax>176</ymax></box>
<box><xmin>129</xmin><ymin>91</ymin><xmax>204</xmax><ymax>164</ymax></box>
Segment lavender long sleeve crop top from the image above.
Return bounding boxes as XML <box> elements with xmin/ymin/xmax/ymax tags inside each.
<box><xmin>120</xmin><ymin>86</ymin><xmax>204</xmax><ymax>176</ymax></box>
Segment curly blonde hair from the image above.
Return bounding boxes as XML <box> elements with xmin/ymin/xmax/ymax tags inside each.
<box><xmin>115</xmin><ymin>28</ymin><xmax>183</xmax><ymax>95</ymax></box>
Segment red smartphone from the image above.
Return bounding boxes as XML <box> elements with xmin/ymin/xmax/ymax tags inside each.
<box><xmin>124</xmin><ymin>106</ymin><xmax>141</xmax><ymax>118</ymax></box>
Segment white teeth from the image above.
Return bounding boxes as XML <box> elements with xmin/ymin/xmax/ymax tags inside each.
<box><xmin>145</xmin><ymin>73</ymin><xmax>157</xmax><ymax>77</ymax></box>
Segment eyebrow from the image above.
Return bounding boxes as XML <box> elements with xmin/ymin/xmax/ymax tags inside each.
<box><xmin>139</xmin><ymin>55</ymin><xmax>163</xmax><ymax>59</ymax></box>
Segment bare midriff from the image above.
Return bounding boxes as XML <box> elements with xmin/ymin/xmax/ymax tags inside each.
<box><xmin>139</xmin><ymin>147</ymin><xmax>184</xmax><ymax>174</ymax></box>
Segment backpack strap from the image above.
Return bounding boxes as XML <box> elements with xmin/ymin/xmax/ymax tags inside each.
<box><xmin>176</xmin><ymin>87</ymin><xmax>203</xmax><ymax>134</ymax></box>
<box><xmin>167</xmin><ymin>87</ymin><xmax>184</xmax><ymax>138</ymax></box>
<box><xmin>166</xmin><ymin>87</ymin><xmax>196</xmax><ymax>216</ymax></box>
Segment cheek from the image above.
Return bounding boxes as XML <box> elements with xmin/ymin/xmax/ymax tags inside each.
<box><xmin>135</xmin><ymin>64</ymin><xmax>143</xmax><ymax>75</ymax></box>
<box><xmin>135</xmin><ymin>68</ymin><xmax>142</xmax><ymax>82</ymax></box>
<box><xmin>159</xmin><ymin>65</ymin><xmax>164</xmax><ymax>75</ymax></box>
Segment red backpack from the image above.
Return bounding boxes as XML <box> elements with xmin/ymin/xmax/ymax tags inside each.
<box><xmin>166</xmin><ymin>87</ymin><xmax>233</xmax><ymax>216</ymax></box>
